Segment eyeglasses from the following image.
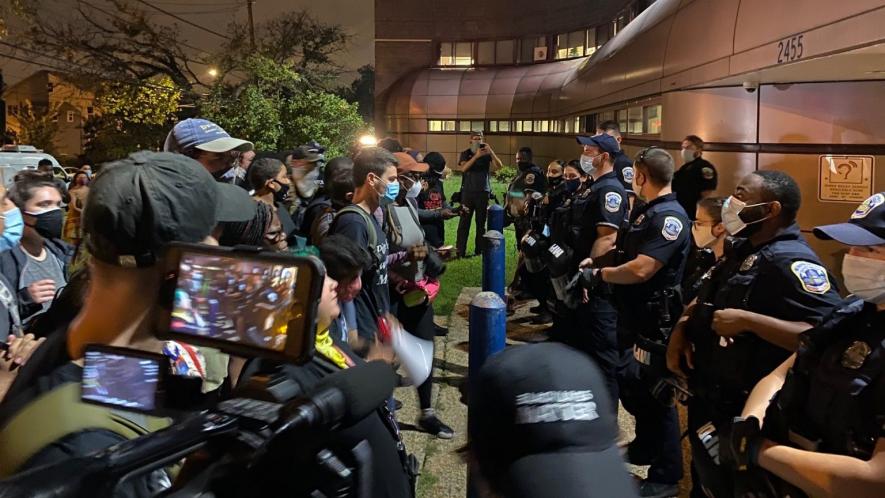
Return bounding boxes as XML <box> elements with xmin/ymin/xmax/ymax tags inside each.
<box><xmin>265</xmin><ymin>230</ymin><xmax>286</xmax><ymax>244</ymax></box>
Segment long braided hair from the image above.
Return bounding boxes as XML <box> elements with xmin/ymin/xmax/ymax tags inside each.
<box><xmin>218</xmin><ymin>200</ymin><xmax>275</xmax><ymax>248</ymax></box>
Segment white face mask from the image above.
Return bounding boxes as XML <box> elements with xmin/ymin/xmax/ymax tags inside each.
<box><xmin>691</xmin><ymin>223</ymin><xmax>719</xmax><ymax>248</ymax></box>
<box><xmin>579</xmin><ymin>154</ymin><xmax>598</xmax><ymax>177</ymax></box>
<box><xmin>842</xmin><ymin>253</ymin><xmax>885</xmax><ymax>304</ymax></box>
<box><xmin>406</xmin><ymin>178</ymin><xmax>422</xmax><ymax>199</ymax></box>
<box><xmin>295</xmin><ymin>167</ymin><xmax>320</xmax><ymax>198</ymax></box>
<box><xmin>721</xmin><ymin>196</ymin><xmax>773</xmax><ymax>236</ymax></box>
<box><xmin>681</xmin><ymin>148</ymin><xmax>696</xmax><ymax>164</ymax></box>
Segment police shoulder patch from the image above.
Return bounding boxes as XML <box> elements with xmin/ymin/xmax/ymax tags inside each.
<box><xmin>525</xmin><ymin>173</ymin><xmax>535</xmax><ymax>185</ymax></box>
<box><xmin>661</xmin><ymin>216</ymin><xmax>683</xmax><ymax>241</ymax></box>
<box><xmin>622</xmin><ymin>166</ymin><xmax>635</xmax><ymax>184</ymax></box>
<box><xmin>701</xmin><ymin>167</ymin><xmax>715</xmax><ymax>180</ymax></box>
<box><xmin>790</xmin><ymin>261</ymin><xmax>831</xmax><ymax>294</ymax></box>
<box><xmin>604</xmin><ymin>192</ymin><xmax>623</xmax><ymax>213</ymax></box>
<box><xmin>851</xmin><ymin>193</ymin><xmax>884</xmax><ymax>220</ymax></box>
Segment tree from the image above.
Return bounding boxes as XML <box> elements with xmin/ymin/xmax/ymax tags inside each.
<box><xmin>219</xmin><ymin>10</ymin><xmax>351</xmax><ymax>89</ymax></box>
<box><xmin>337</xmin><ymin>65</ymin><xmax>375</xmax><ymax>122</ymax></box>
<box><xmin>201</xmin><ymin>55</ymin><xmax>364</xmax><ymax>157</ymax></box>
<box><xmin>16</xmin><ymin>100</ymin><xmax>60</xmax><ymax>154</ymax></box>
<box><xmin>84</xmin><ymin>75</ymin><xmax>181</xmax><ymax>163</ymax></box>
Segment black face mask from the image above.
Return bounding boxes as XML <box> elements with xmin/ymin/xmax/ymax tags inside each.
<box><xmin>547</xmin><ymin>175</ymin><xmax>563</xmax><ymax>187</ymax></box>
<box><xmin>564</xmin><ymin>178</ymin><xmax>581</xmax><ymax>194</ymax></box>
<box><xmin>26</xmin><ymin>208</ymin><xmax>64</xmax><ymax>240</ymax></box>
<box><xmin>517</xmin><ymin>161</ymin><xmax>532</xmax><ymax>171</ymax></box>
<box><xmin>273</xmin><ymin>180</ymin><xmax>290</xmax><ymax>204</ymax></box>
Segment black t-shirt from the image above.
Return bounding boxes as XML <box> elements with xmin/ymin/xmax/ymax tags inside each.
<box><xmin>672</xmin><ymin>157</ymin><xmax>718</xmax><ymax>219</ymax></box>
<box><xmin>459</xmin><ymin>149</ymin><xmax>492</xmax><ymax>193</ymax></box>
<box><xmin>329</xmin><ymin>208</ymin><xmax>390</xmax><ymax>340</ymax></box>
<box><xmin>417</xmin><ymin>178</ymin><xmax>448</xmax><ymax>248</ymax></box>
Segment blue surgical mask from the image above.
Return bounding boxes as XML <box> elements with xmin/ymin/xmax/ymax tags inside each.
<box><xmin>384</xmin><ymin>180</ymin><xmax>400</xmax><ymax>201</ymax></box>
<box><xmin>0</xmin><ymin>208</ymin><xmax>23</xmax><ymax>251</ymax></box>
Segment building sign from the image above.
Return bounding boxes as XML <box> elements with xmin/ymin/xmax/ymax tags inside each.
<box><xmin>818</xmin><ymin>155</ymin><xmax>874</xmax><ymax>203</ymax></box>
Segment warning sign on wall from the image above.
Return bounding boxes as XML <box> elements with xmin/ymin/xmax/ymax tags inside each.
<box><xmin>818</xmin><ymin>155</ymin><xmax>874</xmax><ymax>203</ymax></box>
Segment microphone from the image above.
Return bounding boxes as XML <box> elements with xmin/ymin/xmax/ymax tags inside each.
<box><xmin>272</xmin><ymin>361</ymin><xmax>397</xmax><ymax>435</ymax></box>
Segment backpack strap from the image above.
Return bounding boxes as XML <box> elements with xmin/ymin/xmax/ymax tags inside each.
<box><xmin>333</xmin><ymin>205</ymin><xmax>377</xmax><ymax>249</ymax></box>
<box><xmin>0</xmin><ymin>383</ymin><xmax>171</xmax><ymax>477</ymax></box>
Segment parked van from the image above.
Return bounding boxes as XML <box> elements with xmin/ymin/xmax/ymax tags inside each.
<box><xmin>0</xmin><ymin>145</ymin><xmax>62</xmax><ymax>187</ymax></box>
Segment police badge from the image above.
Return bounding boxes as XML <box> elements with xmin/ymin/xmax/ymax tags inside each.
<box><xmin>841</xmin><ymin>341</ymin><xmax>872</xmax><ymax>369</ymax></box>
<box><xmin>740</xmin><ymin>254</ymin><xmax>757</xmax><ymax>272</ymax></box>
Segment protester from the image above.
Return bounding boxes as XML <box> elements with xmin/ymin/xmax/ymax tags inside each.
<box><xmin>301</xmin><ymin>156</ymin><xmax>354</xmax><ymax>243</ymax></box>
<box><xmin>285</xmin><ymin>145</ymin><xmax>325</xmax><ymax>230</ymax></box>
<box><xmin>248</xmin><ymin>157</ymin><xmax>298</xmax><ymax>245</ymax></box>
<box><xmin>62</xmin><ymin>171</ymin><xmax>89</xmax><ymax>246</ymax></box>
<box><xmin>0</xmin><ymin>186</ymin><xmax>24</xmax><ymax>253</ymax></box>
<box><xmin>0</xmin><ymin>176</ymin><xmax>74</xmax><ymax>325</ymax></box>
<box><xmin>0</xmin><ymin>151</ymin><xmax>254</xmax><ymax>493</ymax></box>
<box><xmin>417</xmin><ymin>152</ymin><xmax>457</xmax><ymax>248</ymax></box>
<box><xmin>469</xmin><ymin>342</ymin><xmax>638</xmax><ymax>498</ymax></box>
<box><xmin>79</xmin><ymin>164</ymin><xmax>93</xmax><ymax>178</ymax></box>
<box><xmin>328</xmin><ymin>147</ymin><xmax>397</xmax><ymax>343</ymax></box>
<box><xmin>163</xmin><ymin>118</ymin><xmax>254</xmax><ymax>180</ymax></box>
<box><xmin>218</xmin><ymin>200</ymin><xmax>287</xmax><ymax>251</ymax></box>
<box><xmin>378</xmin><ymin>137</ymin><xmax>405</xmax><ymax>153</ymax></box>
<box><xmin>37</xmin><ymin>159</ymin><xmax>69</xmax><ymax>204</ymax></box>
<box><xmin>456</xmin><ymin>131</ymin><xmax>502</xmax><ymax>257</ymax></box>
<box><xmin>311</xmin><ymin>167</ymin><xmax>356</xmax><ymax>245</ymax></box>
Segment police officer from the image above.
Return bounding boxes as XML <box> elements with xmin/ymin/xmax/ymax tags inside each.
<box><xmin>576</xmin><ymin>147</ymin><xmax>690</xmax><ymax>497</ymax></box>
<box><xmin>507</xmin><ymin>147</ymin><xmax>546</xmax><ymax>244</ymax></box>
<box><xmin>543</xmin><ymin>161</ymin><xmax>590</xmax><ymax>340</ymax></box>
<box><xmin>673</xmin><ymin>135</ymin><xmax>718</xmax><ymax>220</ymax></box>
<box><xmin>596</xmin><ymin>120</ymin><xmax>635</xmax><ymax>198</ymax></box>
<box><xmin>666</xmin><ymin>171</ymin><xmax>843</xmax><ymax>498</ymax></box>
<box><xmin>566</xmin><ymin>134</ymin><xmax>628</xmax><ymax>406</ymax></box>
<box><xmin>719</xmin><ymin>192</ymin><xmax>885</xmax><ymax>498</ymax></box>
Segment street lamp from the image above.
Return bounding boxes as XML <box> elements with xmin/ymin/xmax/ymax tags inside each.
<box><xmin>358</xmin><ymin>134</ymin><xmax>377</xmax><ymax>147</ymax></box>
<box><xmin>208</xmin><ymin>68</ymin><xmax>219</xmax><ymax>78</ymax></box>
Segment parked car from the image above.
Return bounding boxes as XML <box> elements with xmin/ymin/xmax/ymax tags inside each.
<box><xmin>0</xmin><ymin>145</ymin><xmax>62</xmax><ymax>187</ymax></box>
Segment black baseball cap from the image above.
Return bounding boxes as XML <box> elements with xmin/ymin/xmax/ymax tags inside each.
<box><xmin>813</xmin><ymin>192</ymin><xmax>884</xmax><ymax>246</ymax></box>
<box><xmin>470</xmin><ymin>343</ymin><xmax>638</xmax><ymax>498</ymax></box>
<box><xmin>576</xmin><ymin>134</ymin><xmax>620</xmax><ymax>155</ymax></box>
<box><xmin>84</xmin><ymin>151</ymin><xmax>255</xmax><ymax>268</ymax></box>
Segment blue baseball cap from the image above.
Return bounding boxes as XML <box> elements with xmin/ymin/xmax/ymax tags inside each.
<box><xmin>164</xmin><ymin>118</ymin><xmax>254</xmax><ymax>154</ymax></box>
<box><xmin>813</xmin><ymin>192</ymin><xmax>885</xmax><ymax>246</ymax></box>
<box><xmin>576</xmin><ymin>134</ymin><xmax>620</xmax><ymax>155</ymax></box>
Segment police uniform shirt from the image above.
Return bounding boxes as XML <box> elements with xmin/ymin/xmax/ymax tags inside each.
<box><xmin>571</xmin><ymin>171</ymin><xmax>627</xmax><ymax>260</ymax></box>
<box><xmin>694</xmin><ymin>223</ymin><xmax>843</xmax><ymax>400</ymax></box>
<box><xmin>763</xmin><ymin>299</ymin><xmax>885</xmax><ymax>461</ymax></box>
<box><xmin>672</xmin><ymin>157</ymin><xmax>717</xmax><ymax>219</ymax></box>
<box><xmin>612</xmin><ymin>151</ymin><xmax>635</xmax><ymax>194</ymax></box>
<box><xmin>612</xmin><ymin>193</ymin><xmax>691</xmax><ymax>330</ymax></box>
<box><xmin>510</xmin><ymin>163</ymin><xmax>547</xmax><ymax>195</ymax></box>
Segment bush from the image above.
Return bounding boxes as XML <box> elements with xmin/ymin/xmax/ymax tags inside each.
<box><xmin>494</xmin><ymin>164</ymin><xmax>517</xmax><ymax>183</ymax></box>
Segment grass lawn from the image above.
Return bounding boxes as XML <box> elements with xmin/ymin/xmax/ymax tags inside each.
<box><xmin>433</xmin><ymin>176</ymin><xmax>518</xmax><ymax>317</ymax></box>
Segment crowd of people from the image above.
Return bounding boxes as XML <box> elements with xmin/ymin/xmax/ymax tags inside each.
<box><xmin>0</xmin><ymin>112</ymin><xmax>878</xmax><ymax>498</ymax></box>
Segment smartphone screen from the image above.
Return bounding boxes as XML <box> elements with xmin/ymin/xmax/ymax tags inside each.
<box><xmin>82</xmin><ymin>348</ymin><xmax>163</xmax><ymax>412</ymax></box>
<box><xmin>170</xmin><ymin>253</ymin><xmax>301</xmax><ymax>352</ymax></box>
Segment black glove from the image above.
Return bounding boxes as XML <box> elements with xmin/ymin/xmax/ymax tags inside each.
<box><xmin>720</xmin><ymin>416</ymin><xmax>762</xmax><ymax>472</ymax></box>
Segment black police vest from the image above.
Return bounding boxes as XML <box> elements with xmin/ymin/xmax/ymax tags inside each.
<box><xmin>568</xmin><ymin>175</ymin><xmax>625</xmax><ymax>261</ymax></box>
<box><xmin>764</xmin><ymin>300</ymin><xmax>884</xmax><ymax>461</ymax></box>
<box><xmin>689</xmin><ymin>237</ymin><xmax>827</xmax><ymax>413</ymax></box>
<box><xmin>613</xmin><ymin>194</ymin><xmax>688</xmax><ymax>335</ymax></box>
<box><xmin>549</xmin><ymin>192</ymin><xmax>576</xmax><ymax>250</ymax></box>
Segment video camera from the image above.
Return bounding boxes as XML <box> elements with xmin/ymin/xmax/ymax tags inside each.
<box><xmin>0</xmin><ymin>243</ymin><xmax>399</xmax><ymax>498</ymax></box>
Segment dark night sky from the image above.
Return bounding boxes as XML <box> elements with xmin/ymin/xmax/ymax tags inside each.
<box><xmin>3</xmin><ymin>0</ymin><xmax>374</xmax><ymax>86</ymax></box>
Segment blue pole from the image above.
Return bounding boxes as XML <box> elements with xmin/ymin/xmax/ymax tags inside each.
<box><xmin>467</xmin><ymin>291</ymin><xmax>506</xmax><ymax>498</ymax></box>
<box><xmin>487</xmin><ymin>203</ymin><xmax>504</xmax><ymax>233</ymax></box>
<box><xmin>481</xmin><ymin>230</ymin><xmax>505</xmax><ymax>300</ymax></box>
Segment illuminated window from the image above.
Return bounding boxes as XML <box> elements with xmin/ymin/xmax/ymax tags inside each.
<box><xmin>439</xmin><ymin>42</ymin><xmax>474</xmax><ymax>66</ymax></box>
<box><xmin>515</xmin><ymin>120</ymin><xmax>533</xmax><ymax>133</ymax></box>
<box><xmin>628</xmin><ymin>106</ymin><xmax>643</xmax><ymax>134</ymax></box>
<box><xmin>599</xmin><ymin>110</ymin><xmax>615</xmax><ymax>123</ymax></box>
<box><xmin>586</xmin><ymin>28</ymin><xmax>597</xmax><ymax>55</ymax></box>
<box><xmin>533</xmin><ymin>120</ymin><xmax>550</xmax><ymax>133</ymax></box>
<box><xmin>458</xmin><ymin>120</ymin><xmax>485</xmax><ymax>133</ymax></box>
<box><xmin>519</xmin><ymin>36</ymin><xmax>547</xmax><ymax>63</ymax></box>
<box><xmin>574</xmin><ymin>116</ymin><xmax>582</xmax><ymax>132</ymax></box>
<box><xmin>556</xmin><ymin>30</ymin><xmax>587</xmax><ymax>59</ymax></box>
<box><xmin>497</xmin><ymin>121</ymin><xmax>511</xmax><ymax>132</ymax></box>
<box><xmin>645</xmin><ymin>105</ymin><xmax>662</xmax><ymax>135</ymax></box>
<box><xmin>617</xmin><ymin>110</ymin><xmax>628</xmax><ymax>134</ymax></box>
<box><xmin>428</xmin><ymin>120</ymin><xmax>456</xmax><ymax>132</ymax></box>
<box><xmin>495</xmin><ymin>40</ymin><xmax>515</xmax><ymax>64</ymax></box>
<box><xmin>477</xmin><ymin>41</ymin><xmax>495</xmax><ymax>65</ymax></box>
<box><xmin>67</xmin><ymin>111</ymin><xmax>75</xmax><ymax>123</ymax></box>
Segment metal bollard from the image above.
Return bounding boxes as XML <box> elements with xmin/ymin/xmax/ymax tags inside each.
<box><xmin>467</xmin><ymin>291</ymin><xmax>506</xmax><ymax>498</ymax></box>
<box><xmin>487</xmin><ymin>203</ymin><xmax>504</xmax><ymax>233</ymax></box>
<box><xmin>481</xmin><ymin>230</ymin><xmax>505</xmax><ymax>300</ymax></box>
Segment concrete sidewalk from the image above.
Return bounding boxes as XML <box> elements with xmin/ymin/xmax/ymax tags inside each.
<box><xmin>401</xmin><ymin>287</ymin><xmax>690</xmax><ymax>498</ymax></box>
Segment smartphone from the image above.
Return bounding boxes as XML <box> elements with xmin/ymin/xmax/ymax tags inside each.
<box><xmin>81</xmin><ymin>345</ymin><xmax>167</xmax><ymax>413</ymax></box>
<box><xmin>157</xmin><ymin>243</ymin><xmax>324</xmax><ymax>364</ymax></box>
